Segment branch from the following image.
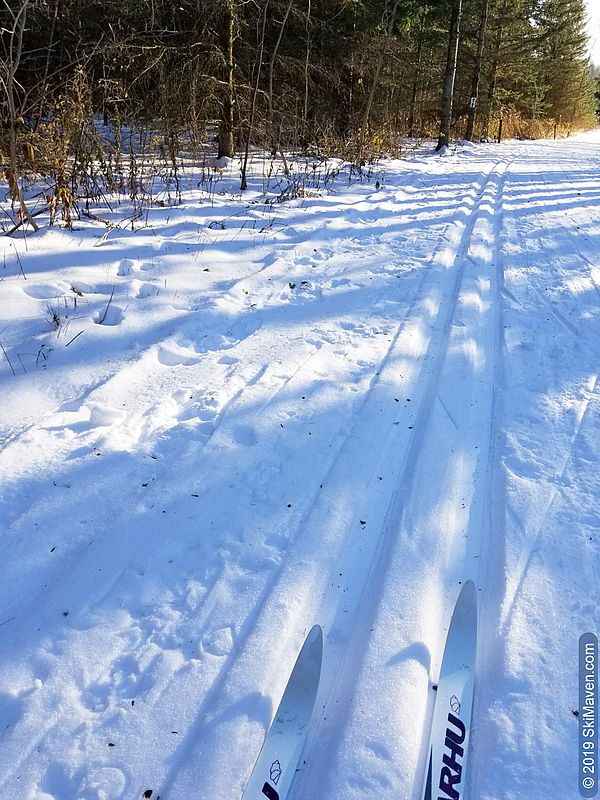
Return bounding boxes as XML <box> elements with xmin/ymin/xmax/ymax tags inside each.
<box><xmin>5</xmin><ymin>206</ymin><xmax>46</xmax><ymax>236</ymax></box>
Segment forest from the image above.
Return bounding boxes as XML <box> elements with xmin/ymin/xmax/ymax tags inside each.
<box><xmin>0</xmin><ymin>0</ymin><xmax>597</xmax><ymax>220</ymax></box>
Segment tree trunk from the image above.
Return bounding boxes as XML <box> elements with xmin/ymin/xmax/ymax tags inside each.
<box><xmin>240</xmin><ymin>0</ymin><xmax>269</xmax><ymax>190</ymax></box>
<box><xmin>268</xmin><ymin>0</ymin><xmax>294</xmax><ymax>154</ymax></box>
<box><xmin>218</xmin><ymin>0</ymin><xmax>235</xmax><ymax>159</ymax></box>
<box><xmin>302</xmin><ymin>0</ymin><xmax>312</xmax><ymax>143</ymax></box>
<box><xmin>464</xmin><ymin>0</ymin><xmax>489</xmax><ymax>141</ymax></box>
<box><xmin>408</xmin><ymin>11</ymin><xmax>426</xmax><ymax>138</ymax></box>
<box><xmin>483</xmin><ymin>20</ymin><xmax>502</xmax><ymax>140</ymax></box>
<box><xmin>5</xmin><ymin>2</ymin><xmax>39</xmax><ymax>232</ymax></box>
<box><xmin>436</xmin><ymin>0</ymin><xmax>462</xmax><ymax>151</ymax></box>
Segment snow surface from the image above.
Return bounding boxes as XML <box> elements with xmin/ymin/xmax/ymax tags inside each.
<box><xmin>1</xmin><ymin>133</ymin><xmax>599</xmax><ymax>800</ymax></box>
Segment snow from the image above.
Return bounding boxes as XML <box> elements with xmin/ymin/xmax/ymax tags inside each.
<box><xmin>1</xmin><ymin>132</ymin><xmax>599</xmax><ymax>799</ymax></box>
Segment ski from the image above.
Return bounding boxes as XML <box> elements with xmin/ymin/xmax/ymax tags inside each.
<box><xmin>241</xmin><ymin>624</ymin><xmax>323</xmax><ymax>800</ymax></box>
<box><xmin>422</xmin><ymin>580</ymin><xmax>478</xmax><ymax>800</ymax></box>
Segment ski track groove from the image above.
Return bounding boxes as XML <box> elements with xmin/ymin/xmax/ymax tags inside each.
<box><xmin>467</xmin><ymin>159</ymin><xmax>512</xmax><ymax>800</ymax></box>
<box><xmin>411</xmin><ymin>159</ymin><xmax>510</xmax><ymax>800</ymax></box>
<box><xmin>154</xmin><ymin>159</ymin><xmax>508</xmax><ymax>798</ymax></box>
<box><xmin>288</xmin><ymin>159</ymin><xmax>510</xmax><ymax>800</ymax></box>
<box><xmin>154</xmin><ymin>164</ymin><xmax>505</xmax><ymax>798</ymax></box>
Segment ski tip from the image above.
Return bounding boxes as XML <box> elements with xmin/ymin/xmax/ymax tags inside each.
<box><xmin>306</xmin><ymin>624</ymin><xmax>323</xmax><ymax>648</ymax></box>
<box><xmin>301</xmin><ymin>624</ymin><xmax>323</xmax><ymax>672</ymax></box>
<box><xmin>457</xmin><ymin>580</ymin><xmax>477</xmax><ymax>613</ymax></box>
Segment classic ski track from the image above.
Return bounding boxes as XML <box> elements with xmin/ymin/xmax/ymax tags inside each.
<box><xmin>409</xmin><ymin>158</ymin><xmax>508</xmax><ymax>797</ymax></box>
<box><xmin>0</xmin><ymin>159</ymin><xmax>503</xmax><ymax>798</ymax></box>
<box><xmin>465</xmin><ymin>160</ymin><xmax>510</xmax><ymax>800</ymax></box>
<box><xmin>150</xmin><ymin>162</ymin><xmax>507</xmax><ymax>799</ymax></box>
<box><xmin>470</xmin><ymin>148</ymin><xmax>600</xmax><ymax>799</ymax></box>
<box><xmin>135</xmin><ymin>160</ymin><xmax>505</xmax><ymax>798</ymax></box>
<box><xmin>425</xmin><ymin>159</ymin><xmax>513</xmax><ymax>800</ymax></box>
<box><xmin>287</xmin><ymin>159</ymin><xmax>510</xmax><ymax>800</ymax></box>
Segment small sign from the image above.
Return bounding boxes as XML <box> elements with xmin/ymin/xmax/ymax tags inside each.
<box><xmin>469</xmin><ymin>96</ymin><xmax>477</xmax><ymax>109</ymax></box>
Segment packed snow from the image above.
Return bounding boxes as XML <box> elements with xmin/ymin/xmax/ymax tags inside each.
<box><xmin>1</xmin><ymin>131</ymin><xmax>599</xmax><ymax>800</ymax></box>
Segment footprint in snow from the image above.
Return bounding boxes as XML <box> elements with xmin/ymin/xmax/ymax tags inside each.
<box><xmin>85</xmin><ymin>404</ymin><xmax>126</xmax><ymax>429</ymax></box>
<box><xmin>94</xmin><ymin>305</ymin><xmax>124</xmax><ymax>326</ymax></box>
<box><xmin>502</xmin><ymin>453</ymin><xmax>543</xmax><ymax>480</ymax></box>
<box><xmin>116</xmin><ymin>257</ymin><xmax>142</xmax><ymax>276</ymax></box>
<box><xmin>202</xmin><ymin>626</ymin><xmax>234</xmax><ymax>657</ymax></box>
<box><xmin>134</xmin><ymin>281</ymin><xmax>161</xmax><ymax>298</ymax></box>
<box><xmin>45</xmin><ymin>402</ymin><xmax>125</xmax><ymax>433</ymax></box>
<box><xmin>76</xmin><ymin>767</ymin><xmax>127</xmax><ymax>800</ymax></box>
<box><xmin>285</xmin><ymin>280</ymin><xmax>321</xmax><ymax>303</ymax></box>
<box><xmin>230</xmin><ymin>424</ymin><xmax>258</xmax><ymax>447</ymax></box>
<box><xmin>364</xmin><ymin>739</ymin><xmax>393</xmax><ymax>762</ymax></box>
<box><xmin>218</xmin><ymin>354</ymin><xmax>239</xmax><ymax>366</ymax></box>
<box><xmin>265</xmin><ymin>532</ymin><xmax>289</xmax><ymax>551</ymax></box>
<box><xmin>22</xmin><ymin>282</ymin><xmax>71</xmax><ymax>300</ymax></box>
<box><xmin>156</xmin><ymin>343</ymin><xmax>201</xmax><ymax>367</ymax></box>
<box><xmin>329</xmin><ymin>277</ymin><xmax>352</xmax><ymax>289</ymax></box>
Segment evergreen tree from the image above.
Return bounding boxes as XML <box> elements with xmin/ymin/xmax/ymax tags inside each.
<box><xmin>1</xmin><ymin>0</ymin><xmax>597</xmax><ymax>184</ymax></box>
<box><xmin>530</xmin><ymin>0</ymin><xmax>596</xmax><ymax>127</ymax></box>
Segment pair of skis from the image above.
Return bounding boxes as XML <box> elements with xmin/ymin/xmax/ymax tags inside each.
<box><xmin>241</xmin><ymin>581</ymin><xmax>477</xmax><ymax>800</ymax></box>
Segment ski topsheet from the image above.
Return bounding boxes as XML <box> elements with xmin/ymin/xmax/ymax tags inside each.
<box><xmin>242</xmin><ymin>625</ymin><xmax>323</xmax><ymax>800</ymax></box>
<box><xmin>422</xmin><ymin>581</ymin><xmax>478</xmax><ymax>800</ymax></box>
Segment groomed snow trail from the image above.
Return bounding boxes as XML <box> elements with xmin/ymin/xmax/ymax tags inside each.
<box><xmin>0</xmin><ymin>135</ymin><xmax>599</xmax><ymax>800</ymax></box>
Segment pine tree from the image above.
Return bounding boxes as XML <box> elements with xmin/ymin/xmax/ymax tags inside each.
<box><xmin>531</xmin><ymin>0</ymin><xmax>596</xmax><ymax>128</ymax></box>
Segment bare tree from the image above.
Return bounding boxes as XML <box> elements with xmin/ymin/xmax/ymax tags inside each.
<box><xmin>240</xmin><ymin>0</ymin><xmax>270</xmax><ymax>190</ymax></box>
<box><xmin>0</xmin><ymin>0</ymin><xmax>38</xmax><ymax>230</ymax></box>
<box><xmin>218</xmin><ymin>0</ymin><xmax>236</xmax><ymax>159</ymax></box>
<box><xmin>302</xmin><ymin>0</ymin><xmax>311</xmax><ymax>141</ymax></box>
<box><xmin>267</xmin><ymin>0</ymin><xmax>294</xmax><ymax>157</ymax></box>
<box><xmin>408</xmin><ymin>9</ymin><xmax>427</xmax><ymax>139</ymax></box>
